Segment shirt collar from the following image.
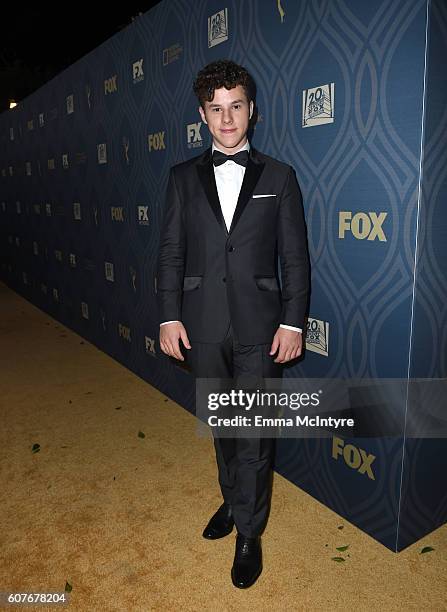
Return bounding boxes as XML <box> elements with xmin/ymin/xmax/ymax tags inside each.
<box><xmin>212</xmin><ymin>140</ymin><xmax>250</xmax><ymax>156</ymax></box>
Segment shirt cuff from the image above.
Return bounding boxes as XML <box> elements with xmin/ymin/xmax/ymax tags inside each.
<box><xmin>160</xmin><ymin>320</ymin><xmax>180</xmax><ymax>326</ymax></box>
<box><xmin>280</xmin><ymin>324</ymin><xmax>302</xmax><ymax>333</ymax></box>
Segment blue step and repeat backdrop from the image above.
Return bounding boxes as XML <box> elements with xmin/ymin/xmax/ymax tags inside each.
<box><xmin>1</xmin><ymin>0</ymin><xmax>446</xmax><ymax>551</ymax></box>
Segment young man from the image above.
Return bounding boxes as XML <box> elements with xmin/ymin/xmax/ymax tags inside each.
<box><xmin>157</xmin><ymin>59</ymin><xmax>309</xmax><ymax>588</ymax></box>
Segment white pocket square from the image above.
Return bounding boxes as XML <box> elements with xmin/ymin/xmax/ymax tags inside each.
<box><xmin>252</xmin><ymin>194</ymin><xmax>276</xmax><ymax>199</ymax></box>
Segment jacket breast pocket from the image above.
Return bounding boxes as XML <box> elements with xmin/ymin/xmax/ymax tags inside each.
<box><xmin>251</xmin><ymin>195</ymin><xmax>276</xmax><ymax>203</ymax></box>
<box><xmin>183</xmin><ymin>276</ymin><xmax>202</xmax><ymax>291</ymax></box>
<box><xmin>254</xmin><ymin>276</ymin><xmax>280</xmax><ymax>291</ymax></box>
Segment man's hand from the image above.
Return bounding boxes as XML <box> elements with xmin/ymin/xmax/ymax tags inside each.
<box><xmin>159</xmin><ymin>322</ymin><xmax>191</xmax><ymax>361</ymax></box>
<box><xmin>270</xmin><ymin>327</ymin><xmax>303</xmax><ymax>363</ymax></box>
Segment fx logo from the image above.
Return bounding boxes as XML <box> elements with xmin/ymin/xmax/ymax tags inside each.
<box><xmin>132</xmin><ymin>59</ymin><xmax>144</xmax><ymax>82</ymax></box>
<box><xmin>187</xmin><ymin>122</ymin><xmax>202</xmax><ymax>146</ymax></box>
<box><xmin>104</xmin><ymin>76</ymin><xmax>117</xmax><ymax>95</ymax></box>
<box><xmin>339</xmin><ymin>212</ymin><xmax>387</xmax><ymax>241</ymax></box>
<box><xmin>145</xmin><ymin>336</ymin><xmax>156</xmax><ymax>356</ymax></box>
<box><xmin>148</xmin><ymin>132</ymin><xmax>166</xmax><ymax>151</ymax></box>
<box><xmin>138</xmin><ymin>206</ymin><xmax>149</xmax><ymax>224</ymax></box>
<box><xmin>111</xmin><ymin>207</ymin><xmax>124</xmax><ymax>222</ymax></box>
<box><xmin>332</xmin><ymin>437</ymin><xmax>376</xmax><ymax>480</ymax></box>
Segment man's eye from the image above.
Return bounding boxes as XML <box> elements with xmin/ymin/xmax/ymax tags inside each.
<box><xmin>233</xmin><ymin>104</ymin><xmax>241</xmax><ymax>109</ymax></box>
<box><xmin>213</xmin><ymin>108</ymin><xmax>221</xmax><ymax>112</ymax></box>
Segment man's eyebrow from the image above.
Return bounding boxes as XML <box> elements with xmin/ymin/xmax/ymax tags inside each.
<box><xmin>208</xmin><ymin>99</ymin><xmax>246</xmax><ymax>107</ymax></box>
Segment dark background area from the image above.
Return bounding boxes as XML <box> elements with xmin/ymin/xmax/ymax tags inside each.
<box><xmin>0</xmin><ymin>4</ymin><xmax>161</xmax><ymax>114</ymax></box>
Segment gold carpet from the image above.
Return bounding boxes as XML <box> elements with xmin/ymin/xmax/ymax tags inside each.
<box><xmin>0</xmin><ymin>280</ymin><xmax>446</xmax><ymax>611</ymax></box>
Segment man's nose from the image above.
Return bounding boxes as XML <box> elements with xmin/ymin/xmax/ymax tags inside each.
<box><xmin>222</xmin><ymin>110</ymin><xmax>233</xmax><ymax>124</ymax></box>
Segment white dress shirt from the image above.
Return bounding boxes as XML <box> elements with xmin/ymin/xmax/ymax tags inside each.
<box><xmin>213</xmin><ymin>141</ymin><xmax>249</xmax><ymax>232</ymax></box>
<box><xmin>161</xmin><ymin>140</ymin><xmax>302</xmax><ymax>334</ymax></box>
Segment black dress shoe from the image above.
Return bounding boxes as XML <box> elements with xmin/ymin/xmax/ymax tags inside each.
<box><xmin>231</xmin><ymin>533</ymin><xmax>262</xmax><ymax>589</ymax></box>
<box><xmin>202</xmin><ymin>503</ymin><xmax>234</xmax><ymax>539</ymax></box>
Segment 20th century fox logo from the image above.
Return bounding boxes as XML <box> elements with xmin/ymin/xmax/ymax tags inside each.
<box><xmin>302</xmin><ymin>83</ymin><xmax>335</xmax><ymax>127</ymax></box>
<box><xmin>208</xmin><ymin>9</ymin><xmax>228</xmax><ymax>48</ymax></box>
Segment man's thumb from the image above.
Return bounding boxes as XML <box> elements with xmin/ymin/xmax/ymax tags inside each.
<box><xmin>180</xmin><ymin>328</ymin><xmax>191</xmax><ymax>349</ymax></box>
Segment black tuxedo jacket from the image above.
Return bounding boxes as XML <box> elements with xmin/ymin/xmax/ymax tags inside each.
<box><xmin>156</xmin><ymin>145</ymin><xmax>310</xmax><ymax>345</ymax></box>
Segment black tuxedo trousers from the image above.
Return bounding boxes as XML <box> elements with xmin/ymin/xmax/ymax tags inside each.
<box><xmin>185</xmin><ymin>320</ymin><xmax>282</xmax><ymax>538</ymax></box>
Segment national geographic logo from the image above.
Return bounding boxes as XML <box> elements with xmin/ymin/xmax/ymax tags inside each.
<box><xmin>187</xmin><ymin>122</ymin><xmax>202</xmax><ymax>149</ymax></box>
<box><xmin>148</xmin><ymin>131</ymin><xmax>166</xmax><ymax>152</ymax></box>
<box><xmin>75</xmin><ymin>151</ymin><xmax>87</xmax><ymax>165</ymax></box>
<box><xmin>338</xmin><ymin>212</ymin><xmax>387</xmax><ymax>242</ymax></box>
<box><xmin>104</xmin><ymin>75</ymin><xmax>118</xmax><ymax>95</ymax></box>
<box><xmin>332</xmin><ymin>437</ymin><xmax>376</xmax><ymax>480</ymax></box>
<box><xmin>162</xmin><ymin>43</ymin><xmax>183</xmax><ymax>65</ymax></box>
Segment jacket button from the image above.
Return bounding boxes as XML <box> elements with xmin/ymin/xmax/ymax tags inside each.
<box><xmin>228</xmin><ymin>246</ymin><xmax>234</xmax><ymax>252</ymax></box>
<box><xmin>222</xmin><ymin>277</ymin><xmax>226</xmax><ymax>282</ymax></box>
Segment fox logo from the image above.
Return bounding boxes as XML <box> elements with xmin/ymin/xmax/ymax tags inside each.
<box><xmin>332</xmin><ymin>436</ymin><xmax>376</xmax><ymax>480</ymax></box>
<box><xmin>338</xmin><ymin>212</ymin><xmax>387</xmax><ymax>241</ymax></box>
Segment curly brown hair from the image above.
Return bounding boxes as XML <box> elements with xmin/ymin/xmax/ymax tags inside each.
<box><xmin>193</xmin><ymin>59</ymin><xmax>256</xmax><ymax>108</ymax></box>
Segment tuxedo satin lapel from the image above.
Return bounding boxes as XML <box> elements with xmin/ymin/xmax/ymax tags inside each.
<box><xmin>229</xmin><ymin>148</ymin><xmax>265</xmax><ymax>235</ymax></box>
<box><xmin>196</xmin><ymin>148</ymin><xmax>228</xmax><ymax>236</ymax></box>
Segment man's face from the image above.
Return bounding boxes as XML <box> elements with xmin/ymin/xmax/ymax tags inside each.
<box><xmin>198</xmin><ymin>84</ymin><xmax>254</xmax><ymax>154</ymax></box>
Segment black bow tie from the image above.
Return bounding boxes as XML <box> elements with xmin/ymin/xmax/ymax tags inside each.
<box><xmin>212</xmin><ymin>149</ymin><xmax>249</xmax><ymax>167</ymax></box>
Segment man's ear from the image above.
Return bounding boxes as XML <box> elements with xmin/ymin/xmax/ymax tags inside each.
<box><xmin>199</xmin><ymin>106</ymin><xmax>207</xmax><ymax>124</ymax></box>
<box><xmin>249</xmin><ymin>100</ymin><xmax>254</xmax><ymax>120</ymax></box>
